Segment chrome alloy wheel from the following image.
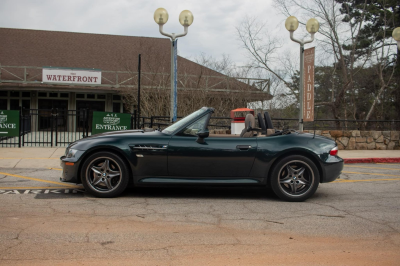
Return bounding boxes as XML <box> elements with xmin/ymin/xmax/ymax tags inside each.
<box><xmin>277</xmin><ymin>160</ymin><xmax>314</xmax><ymax>197</ymax></box>
<box><xmin>86</xmin><ymin>157</ymin><xmax>122</xmax><ymax>193</ymax></box>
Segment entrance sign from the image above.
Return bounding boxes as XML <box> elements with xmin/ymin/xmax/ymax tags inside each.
<box><xmin>303</xmin><ymin>47</ymin><xmax>315</xmax><ymax>122</ymax></box>
<box><xmin>92</xmin><ymin>112</ymin><xmax>131</xmax><ymax>134</ymax></box>
<box><xmin>42</xmin><ymin>67</ymin><xmax>102</xmax><ymax>85</ymax></box>
<box><xmin>0</xmin><ymin>110</ymin><xmax>19</xmax><ymax>136</ymax></box>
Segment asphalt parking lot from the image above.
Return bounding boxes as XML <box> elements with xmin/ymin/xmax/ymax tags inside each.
<box><xmin>0</xmin><ymin>163</ymin><xmax>399</xmax><ymax>265</ymax></box>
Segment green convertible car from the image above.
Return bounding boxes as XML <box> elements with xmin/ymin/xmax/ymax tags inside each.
<box><xmin>60</xmin><ymin>107</ymin><xmax>343</xmax><ymax>202</ymax></box>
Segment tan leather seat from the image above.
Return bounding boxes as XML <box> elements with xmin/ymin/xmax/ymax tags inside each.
<box><xmin>240</xmin><ymin>114</ymin><xmax>256</xmax><ymax>138</ymax></box>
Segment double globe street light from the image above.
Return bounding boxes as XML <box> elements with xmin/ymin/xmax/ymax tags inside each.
<box><xmin>154</xmin><ymin>8</ymin><xmax>194</xmax><ymax>122</ymax></box>
<box><xmin>393</xmin><ymin>27</ymin><xmax>400</xmax><ymax>49</ymax></box>
<box><xmin>285</xmin><ymin>16</ymin><xmax>319</xmax><ymax>132</ymax></box>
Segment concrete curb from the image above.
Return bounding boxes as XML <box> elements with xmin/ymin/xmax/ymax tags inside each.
<box><xmin>343</xmin><ymin>158</ymin><xmax>400</xmax><ymax>164</ymax></box>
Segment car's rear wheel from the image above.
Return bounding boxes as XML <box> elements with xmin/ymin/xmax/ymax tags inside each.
<box><xmin>270</xmin><ymin>155</ymin><xmax>319</xmax><ymax>202</ymax></box>
<box><xmin>81</xmin><ymin>152</ymin><xmax>129</xmax><ymax>198</ymax></box>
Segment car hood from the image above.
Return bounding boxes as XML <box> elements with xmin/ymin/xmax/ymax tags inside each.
<box><xmin>89</xmin><ymin>129</ymin><xmax>146</xmax><ymax>138</ymax></box>
<box><xmin>70</xmin><ymin>129</ymin><xmax>169</xmax><ymax>150</ymax></box>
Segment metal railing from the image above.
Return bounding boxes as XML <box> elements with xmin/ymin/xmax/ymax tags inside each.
<box><xmin>1</xmin><ymin>108</ymin><xmax>140</xmax><ymax>147</ymax></box>
<box><xmin>1</xmin><ymin>111</ymin><xmax>399</xmax><ymax>148</ymax></box>
<box><xmin>270</xmin><ymin>119</ymin><xmax>400</xmax><ymax>131</ymax></box>
<box><xmin>145</xmin><ymin>116</ymin><xmax>400</xmax><ymax>132</ymax></box>
<box><xmin>0</xmin><ymin>65</ymin><xmax>271</xmax><ymax>97</ymax></box>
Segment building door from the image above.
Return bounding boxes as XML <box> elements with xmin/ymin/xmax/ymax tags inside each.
<box><xmin>76</xmin><ymin>100</ymin><xmax>105</xmax><ymax>132</ymax></box>
<box><xmin>38</xmin><ymin>99</ymin><xmax>68</xmax><ymax>130</ymax></box>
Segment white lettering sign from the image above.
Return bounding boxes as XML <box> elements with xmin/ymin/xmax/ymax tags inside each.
<box><xmin>95</xmin><ymin>124</ymin><xmax>128</xmax><ymax>131</ymax></box>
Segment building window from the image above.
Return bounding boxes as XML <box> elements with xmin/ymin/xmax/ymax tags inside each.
<box><xmin>113</xmin><ymin>102</ymin><xmax>121</xmax><ymax>113</ymax></box>
<box><xmin>87</xmin><ymin>94</ymin><xmax>95</xmax><ymax>99</ymax></box>
<box><xmin>76</xmin><ymin>94</ymin><xmax>85</xmax><ymax>99</ymax></box>
<box><xmin>10</xmin><ymin>99</ymin><xmax>20</xmax><ymax>110</ymax></box>
<box><xmin>10</xmin><ymin>91</ymin><xmax>20</xmax><ymax>97</ymax></box>
<box><xmin>0</xmin><ymin>99</ymin><xmax>7</xmax><ymax>109</ymax></box>
<box><xmin>60</xmin><ymin>93</ymin><xmax>69</xmax><ymax>98</ymax></box>
<box><xmin>38</xmin><ymin>92</ymin><xmax>47</xmax><ymax>97</ymax></box>
<box><xmin>49</xmin><ymin>93</ymin><xmax>58</xmax><ymax>97</ymax></box>
<box><xmin>22</xmin><ymin>99</ymin><xmax>30</xmax><ymax>114</ymax></box>
<box><xmin>22</xmin><ymin>92</ymin><xmax>31</xmax><ymax>97</ymax></box>
<box><xmin>113</xmin><ymin>95</ymin><xmax>121</xmax><ymax>101</ymax></box>
<box><xmin>0</xmin><ymin>91</ymin><xmax>8</xmax><ymax>97</ymax></box>
<box><xmin>97</xmin><ymin>94</ymin><xmax>106</xmax><ymax>99</ymax></box>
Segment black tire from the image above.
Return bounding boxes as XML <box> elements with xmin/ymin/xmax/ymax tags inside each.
<box><xmin>81</xmin><ymin>151</ymin><xmax>129</xmax><ymax>198</ymax></box>
<box><xmin>270</xmin><ymin>155</ymin><xmax>319</xmax><ymax>202</ymax></box>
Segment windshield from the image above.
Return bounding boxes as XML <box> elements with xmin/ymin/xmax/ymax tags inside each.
<box><xmin>162</xmin><ymin>107</ymin><xmax>208</xmax><ymax>135</ymax></box>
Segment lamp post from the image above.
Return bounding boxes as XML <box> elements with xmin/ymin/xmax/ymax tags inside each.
<box><xmin>285</xmin><ymin>16</ymin><xmax>319</xmax><ymax>132</ymax></box>
<box><xmin>393</xmin><ymin>27</ymin><xmax>400</xmax><ymax>49</ymax></box>
<box><xmin>154</xmin><ymin>8</ymin><xmax>194</xmax><ymax>122</ymax></box>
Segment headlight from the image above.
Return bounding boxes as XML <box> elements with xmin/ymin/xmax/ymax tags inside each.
<box><xmin>66</xmin><ymin>149</ymin><xmax>78</xmax><ymax>158</ymax></box>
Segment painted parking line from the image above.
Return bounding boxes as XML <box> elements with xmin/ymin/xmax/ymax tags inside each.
<box><xmin>334</xmin><ymin>170</ymin><xmax>400</xmax><ymax>183</ymax></box>
<box><xmin>0</xmin><ymin>158</ymin><xmax>59</xmax><ymax>160</ymax></box>
<box><xmin>344</xmin><ymin>165</ymin><xmax>400</xmax><ymax>171</ymax></box>
<box><xmin>48</xmin><ymin>168</ymin><xmax>63</xmax><ymax>171</ymax></box>
<box><xmin>333</xmin><ymin>177</ymin><xmax>400</xmax><ymax>183</ymax></box>
<box><xmin>0</xmin><ymin>186</ymin><xmax>82</xmax><ymax>190</ymax></box>
<box><xmin>0</xmin><ymin>188</ymin><xmax>84</xmax><ymax>195</ymax></box>
<box><xmin>342</xmin><ymin>171</ymin><xmax>400</xmax><ymax>178</ymax></box>
<box><xmin>0</xmin><ymin>171</ymin><xmax>76</xmax><ymax>187</ymax></box>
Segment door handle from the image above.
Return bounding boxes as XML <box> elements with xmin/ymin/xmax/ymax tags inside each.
<box><xmin>236</xmin><ymin>145</ymin><xmax>252</xmax><ymax>150</ymax></box>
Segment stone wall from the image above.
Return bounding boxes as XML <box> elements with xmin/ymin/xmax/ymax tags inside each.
<box><xmin>303</xmin><ymin>130</ymin><xmax>400</xmax><ymax>150</ymax></box>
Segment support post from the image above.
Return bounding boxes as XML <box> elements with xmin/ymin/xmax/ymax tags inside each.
<box><xmin>170</xmin><ymin>39</ymin><xmax>178</xmax><ymax>122</ymax></box>
<box><xmin>18</xmin><ymin>107</ymin><xmax>22</xmax><ymax>148</ymax></box>
<box><xmin>137</xmin><ymin>54</ymin><xmax>141</xmax><ymax>129</ymax></box>
<box><xmin>299</xmin><ymin>44</ymin><xmax>304</xmax><ymax>132</ymax></box>
<box><xmin>133</xmin><ymin>109</ymin><xmax>137</xmax><ymax>129</ymax></box>
<box><xmin>55</xmin><ymin>109</ymin><xmax>58</xmax><ymax>146</ymax></box>
<box><xmin>50</xmin><ymin>108</ymin><xmax>54</xmax><ymax>147</ymax></box>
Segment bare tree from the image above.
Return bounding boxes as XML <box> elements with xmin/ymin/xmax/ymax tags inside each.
<box><xmin>363</xmin><ymin>1</ymin><xmax>397</xmax><ymax>126</ymax></box>
<box><xmin>273</xmin><ymin>0</ymin><xmax>373</xmax><ymax>126</ymax></box>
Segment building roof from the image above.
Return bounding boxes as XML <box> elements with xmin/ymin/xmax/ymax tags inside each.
<box><xmin>0</xmin><ymin>28</ymin><xmax>271</xmax><ymax>100</ymax></box>
<box><xmin>0</xmin><ymin>28</ymin><xmax>221</xmax><ymax>75</ymax></box>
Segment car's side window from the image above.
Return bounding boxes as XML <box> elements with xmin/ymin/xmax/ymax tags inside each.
<box><xmin>176</xmin><ymin>114</ymin><xmax>209</xmax><ymax>137</ymax></box>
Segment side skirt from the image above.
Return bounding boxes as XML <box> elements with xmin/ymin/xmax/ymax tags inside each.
<box><xmin>138</xmin><ymin>177</ymin><xmax>261</xmax><ymax>185</ymax></box>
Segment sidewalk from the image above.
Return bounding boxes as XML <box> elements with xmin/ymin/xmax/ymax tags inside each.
<box><xmin>0</xmin><ymin>147</ymin><xmax>65</xmax><ymax>169</ymax></box>
<box><xmin>337</xmin><ymin>150</ymin><xmax>400</xmax><ymax>163</ymax></box>
<box><xmin>0</xmin><ymin>147</ymin><xmax>400</xmax><ymax>168</ymax></box>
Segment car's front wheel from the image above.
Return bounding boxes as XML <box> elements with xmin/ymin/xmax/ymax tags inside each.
<box><xmin>270</xmin><ymin>155</ymin><xmax>319</xmax><ymax>202</ymax></box>
<box><xmin>81</xmin><ymin>151</ymin><xmax>129</xmax><ymax>198</ymax></box>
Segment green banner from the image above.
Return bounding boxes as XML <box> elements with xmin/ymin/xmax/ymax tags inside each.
<box><xmin>0</xmin><ymin>110</ymin><xmax>20</xmax><ymax>137</ymax></box>
<box><xmin>92</xmin><ymin>111</ymin><xmax>131</xmax><ymax>134</ymax></box>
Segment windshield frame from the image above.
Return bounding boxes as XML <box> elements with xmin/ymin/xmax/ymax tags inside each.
<box><xmin>162</xmin><ymin>107</ymin><xmax>210</xmax><ymax>135</ymax></box>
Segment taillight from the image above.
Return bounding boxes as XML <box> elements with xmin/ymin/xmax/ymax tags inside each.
<box><xmin>330</xmin><ymin>147</ymin><xmax>338</xmax><ymax>156</ymax></box>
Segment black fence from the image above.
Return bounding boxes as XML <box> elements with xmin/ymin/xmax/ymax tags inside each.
<box><xmin>270</xmin><ymin>118</ymin><xmax>400</xmax><ymax>131</ymax></box>
<box><xmin>1</xmin><ymin>109</ymin><xmax>399</xmax><ymax>148</ymax></box>
<box><xmin>0</xmin><ymin>108</ymin><xmax>139</xmax><ymax>147</ymax></box>
<box><xmin>143</xmin><ymin>116</ymin><xmax>400</xmax><ymax>132</ymax></box>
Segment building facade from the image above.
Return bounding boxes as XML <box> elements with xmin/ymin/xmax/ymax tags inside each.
<box><xmin>0</xmin><ymin>28</ymin><xmax>271</xmax><ymax>123</ymax></box>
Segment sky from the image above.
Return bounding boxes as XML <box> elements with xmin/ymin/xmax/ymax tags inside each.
<box><xmin>0</xmin><ymin>0</ymin><xmax>306</xmax><ymax>70</ymax></box>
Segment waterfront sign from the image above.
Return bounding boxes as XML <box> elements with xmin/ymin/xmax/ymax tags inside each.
<box><xmin>42</xmin><ymin>67</ymin><xmax>101</xmax><ymax>85</ymax></box>
<box><xmin>303</xmin><ymin>47</ymin><xmax>315</xmax><ymax>122</ymax></box>
<box><xmin>92</xmin><ymin>112</ymin><xmax>131</xmax><ymax>134</ymax></box>
<box><xmin>0</xmin><ymin>110</ymin><xmax>19</xmax><ymax>137</ymax></box>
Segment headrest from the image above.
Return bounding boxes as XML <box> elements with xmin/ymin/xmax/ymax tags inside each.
<box><xmin>257</xmin><ymin>113</ymin><xmax>266</xmax><ymax>134</ymax></box>
<box><xmin>264</xmin><ymin>112</ymin><xmax>274</xmax><ymax>129</ymax></box>
<box><xmin>244</xmin><ymin>113</ymin><xmax>255</xmax><ymax>129</ymax></box>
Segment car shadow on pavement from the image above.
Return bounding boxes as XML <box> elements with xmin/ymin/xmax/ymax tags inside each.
<box><xmin>119</xmin><ymin>186</ymin><xmax>280</xmax><ymax>201</ymax></box>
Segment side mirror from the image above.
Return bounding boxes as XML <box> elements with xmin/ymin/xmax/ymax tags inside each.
<box><xmin>196</xmin><ymin>130</ymin><xmax>209</xmax><ymax>144</ymax></box>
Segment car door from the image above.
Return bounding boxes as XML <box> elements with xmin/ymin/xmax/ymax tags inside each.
<box><xmin>128</xmin><ymin>132</ymin><xmax>170</xmax><ymax>177</ymax></box>
<box><xmin>167</xmin><ymin>113</ymin><xmax>258</xmax><ymax>178</ymax></box>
